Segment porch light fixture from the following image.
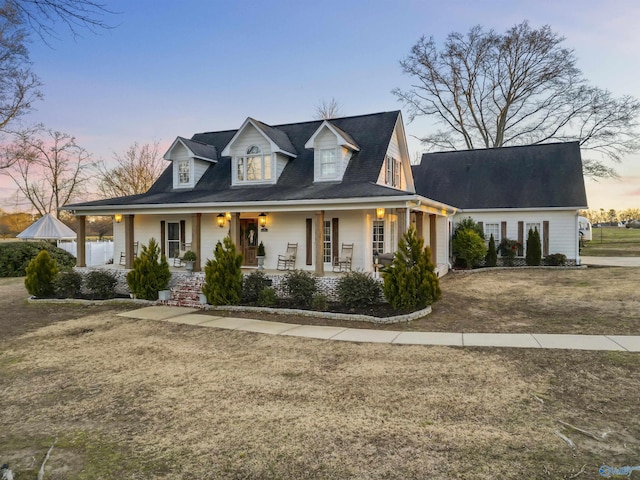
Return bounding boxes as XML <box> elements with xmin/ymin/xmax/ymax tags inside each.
<box><xmin>258</xmin><ymin>212</ymin><xmax>267</xmax><ymax>228</ymax></box>
<box><xmin>225</xmin><ymin>211</ymin><xmax>232</xmax><ymax>221</ymax></box>
<box><xmin>376</xmin><ymin>208</ymin><xmax>385</xmax><ymax>220</ymax></box>
<box><xmin>114</xmin><ymin>213</ymin><xmax>123</xmax><ymax>223</ymax></box>
<box><xmin>217</xmin><ymin>213</ymin><xmax>225</xmax><ymax>228</ymax></box>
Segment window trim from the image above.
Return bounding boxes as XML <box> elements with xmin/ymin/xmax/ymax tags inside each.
<box><xmin>319</xmin><ymin>148</ymin><xmax>338</xmax><ymax>178</ymax></box>
<box><xmin>372</xmin><ymin>219</ymin><xmax>385</xmax><ymax>254</ymax></box>
<box><xmin>484</xmin><ymin>223</ymin><xmax>500</xmax><ymax>244</ymax></box>
<box><xmin>385</xmin><ymin>156</ymin><xmax>401</xmax><ymax>188</ymax></box>
<box><xmin>177</xmin><ymin>159</ymin><xmax>190</xmax><ymax>185</ymax></box>
<box><xmin>234</xmin><ymin>145</ymin><xmax>272</xmax><ymax>184</ymax></box>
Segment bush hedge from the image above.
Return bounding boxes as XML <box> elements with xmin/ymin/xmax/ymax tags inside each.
<box><xmin>336</xmin><ymin>271</ymin><xmax>381</xmax><ymax>307</ymax></box>
<box><xmin>282</xmin><ymin>270</ymin><xmax>317</xmax><ymax>307</ymax></box>
<box><xmin>0</xmin><ymin>241</ymin><xmax>76</xmax><ymax>277</ymax></box>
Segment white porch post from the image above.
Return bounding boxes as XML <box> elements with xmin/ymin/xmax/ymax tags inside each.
<box><xmin>314</xmin><ymin>210</ymin><xmax>324</xmax><ymax>276</ymax></box>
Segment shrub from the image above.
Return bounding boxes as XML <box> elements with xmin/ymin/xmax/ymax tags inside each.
<box><xmin>85</xmin><ymin>270</ymin><xmax>117</xmax><ymax>299</ymax></box>
<box><xmin>126</xmin><ymin>238</ymin><xmax>171</xmax><ymax>300</ymax></box>
<box><xmin>383</xmin><ymin>226</ymin><xmax>441</xmax><ymax>311</ymax></box>
<box><xmin>203</xmin><ymin>236</ymin><xmax>243</xmax><ymax>305</ymax></box>
<box><xmin>311</xmin><ymin>293</ymin><xmax>329</xmax><ymax>311</ymax></box>
<box><xmin>24</xmin><ymin>250</ymin><xmax>59</xmax><ymax>297</ymax></box>
<box><xmin>452</xmin><ymin>229</ymin><xmax>486</xmax><ymax>268</ymax></box>
<box><xmin>525</xmin><ymin>228</ymin><xmax>542</xmax><ymax>266</ymax></box>
<box><xmin>336</xmin><ymin>271</ymin><xmax>381</xmax><ymax>307</ymax></box>
<box><xmin>54</xmin><ymin>270</ymin><xmax>84</xmax><ymax>298</ymax></box>
<box><xmin>453</xmin><ymin>217</ymin><xmax>484</xmax><ymax>238</ymax></box>
<box><xmin>181</xmin><ymin>250</ymin><xmax>196</xmax><ymax>262</ymax></box>
<box><xmin>257</xmin><ymin>241</ymin><xmax>266</xmax><ymax>256</ymax></box>
<box><xmin>242</xmin><ymin>270</ymin><xmax>271</xmax><ymax>304</ymax></box>
<box><xmin>0</xmin><ymin>241</ymin><xmax>76</xmax><ymax>277</ymax></box>
<box><xmin>498</xmin><ymin>238</ymin><xmax>521</xmax><ymax>266</ymax></box>
<box><xmin>544</xmin><ymin>253</ymin><xmax>567</xmax><ymax>266</ymax></box>
<box><xmin>257</xmin><ymin>287</ymin><xmax>278</xmax><ymax>307</ymax></box>
<box><xmin>485</xmin><ymin>234</ymin><xmax>498</xmax><ymax>267</ymax></box>
<box><xmin>282</xmin><ymin>270</ymin><xmax>317</xmax><ymax>307</ymax></box>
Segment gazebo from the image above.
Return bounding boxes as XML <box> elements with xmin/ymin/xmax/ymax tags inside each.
<box><xmin>17</xmin><ymin>213</ymin><xmax>77</xmax><ymax>240</ymax></box>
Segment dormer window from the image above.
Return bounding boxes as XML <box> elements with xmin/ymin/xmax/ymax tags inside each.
<box><xmin>320</xmin><ymin>148</ymin><xmax>338</xmax><ymax>177</ymax></box>
<box><xmin>236</xmin><ymin>145</ymin><xmax>272</xmax><ymax>182</ymax></box>
<box><xmin>178</xmin><ymin>160</ymin><xmax>190</xmax><ymax>184</ymax></box>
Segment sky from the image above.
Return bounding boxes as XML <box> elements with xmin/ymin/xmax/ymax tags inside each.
<box><xmin>1</xmin><ymin>0</ymin><xmax>639</xmax><ymax>212</ymax></box>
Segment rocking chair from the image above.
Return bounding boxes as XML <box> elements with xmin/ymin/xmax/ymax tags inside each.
<box><xmin>333</xmin><ymin>243</ymin><xmax>353</xmax><ymax>273</ymax></box>
<box><xmin>119</xmin><ymin>242</ymin><xmax>139</xmax><ymax>265</ymax></box>
<box><xmin>277</xmin><ymin>243</ymin><xmax>298</xmax><ymax>270</ymax></box>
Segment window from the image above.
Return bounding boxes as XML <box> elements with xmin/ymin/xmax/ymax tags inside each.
<box><xmin>373</xmin><ymin>220</ymin><xmax>385</xmax><ymax>254</ymax></box>
<box><xmin>236</xmin><ymin>145</ymin><xmax>272</xmax><ymax>183</ymax></box>
<box><xmin>485</xmin><ymin>223</ymin><xmax>500</xmax><ymax>243</ymax></box>
<box><xmin>320</xmin><ymin>148</ymin><xmax>337</xmax><ymax>177</ymax></box>
<box><xmin>178</xmin><ymin>160</ymin><xmax>190</xmax><ymax>184</ymax></box>
<box><xmin>526</xmin><ymin>223</ymin><xmax>541</xmax><ymax>235</ymax></box>
<box><xmin>385</xmin><ymin>156</ymin><xmax>401</xmax><ymax>187</ymax></box>
<box><xmin>323</xmin><ymin>220</ymin><xmax>332</xmax><ymax>263</ymax></box>
<box><xmin>167</xmin><ymin>222</ymin><xmax>181</xmax><ymax>258</ymax></box>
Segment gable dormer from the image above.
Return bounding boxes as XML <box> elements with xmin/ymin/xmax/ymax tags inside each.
<box><xmin>163</xmin><ymin>137</ymin><xmax>218</xmax><ymax>189</ymax></box>
<box><xmin>375</xmin><ymin>112</ymin><xmax>415</xmax><ymax>192</ymax></box>
<box><xmin>305</xmin><ymin>120</ymin><xmax>360</xmax><ymax>182</ymax></box>
<box><xmin>221</xmin><ymin>117</ymin><xmax>297</xmax><ymax>186</ymax></box>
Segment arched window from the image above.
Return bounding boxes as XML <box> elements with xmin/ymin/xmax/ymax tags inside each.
<box><xmin>236</xmin><ymin>145</ymin><xmax>271</xmax><ymax>182</ymax></box>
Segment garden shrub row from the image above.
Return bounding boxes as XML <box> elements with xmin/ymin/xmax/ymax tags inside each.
<box><xmin>0</xmin><ymin>241</ymin><xmax>76</xmax><ymax>277</ymax></box>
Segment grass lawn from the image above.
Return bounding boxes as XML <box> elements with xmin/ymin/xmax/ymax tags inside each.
<box><xmin>581</xmin><ymin>226</ymin><xmax>640</xmax><ymax>256</ymax></box>
<box><xmin>1</xmin><ymin>271</ymin><xmax>639</xmax><ymax>479</ymax></box>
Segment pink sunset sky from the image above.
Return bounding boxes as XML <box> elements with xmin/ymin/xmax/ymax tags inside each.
<box><xmin>1</xmin><ymin>0</ymin><xmax>638</xmax><ymax>212</ymax></box>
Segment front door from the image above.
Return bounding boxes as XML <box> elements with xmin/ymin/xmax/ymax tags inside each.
<box><xmin>240</xmin><ymin>218</ymin><xmax>258</xmax><ymax>266</ymax></box>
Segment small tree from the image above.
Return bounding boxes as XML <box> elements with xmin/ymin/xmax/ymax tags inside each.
<box><xmin>452</xmin><ymin>229</ymin><xmax>486</xmax><ymax>268</ymax></box>
<box><xmin>453</xmin><ymin>217</ymin><xmax>484</xmax><ymax>239</ymax></box>
<box><xmin>383</xmin><ymin>226</ymin><xmax>441</xmax><ymax>311</ymax></box>
<box><xmin>25</xmin><ymin>250</ymin><xmax>59</xmax><ymax>297</ymax></box>
<box><xmin>126</xmin><ymin>238</ymin><xmax>171</xmax><ymax>300</ymax></box>
<box><xmin>202</xmin><ymin>236</ymin><xmax>243</xmax><ymax>305</ymax></box>
<box><xmin>485</xmin><ymin>234</ymin><xmax>498</xmax><ymax>267</ymax></box>
<box><xmin>525</xmin><ymin>228</ymin><xmax>542</xmax><ymax>266</ymax></box>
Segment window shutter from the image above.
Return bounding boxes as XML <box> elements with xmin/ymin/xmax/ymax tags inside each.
<box><xmin>332</xmin><ymin>218</ymin><xmax>339</xmax><ymax>266</ymax></box>
<box><xmin>160</xmin><ymin>221</ymin><xmax>166</xmax><ymax>256</ymax></box>
<box><xmin>477</xmin><ymin>221</ymin><xmax>483</xmax><ymax>238</ymax></box>
<box><xmin>180</xmin><ymin>220</ymin><xmax>186</xmax><ymax>250</ymax></box>
<box><xmin>384</xmin><ymin>156</ymin><xmax>388</xmax><ymax>184</ymax></box>
<box><xmin>543</xmin><ymin>221</ymin><xmax>550</xmax><ymax>256</ymax></box>
<box><xmin>394</xmin><ymin>159</ymin><xmax>401</xmax><ymax>187</ymax></box>
<box><xmin>517</xmin><ymin>221</ymin><xmax>524</xmax><ymax>256</ymax></box>
<box><xmin>306</xmin><ymin>218</ymin><xmax>312</xmax><ymax>265</ymax></box>
<box><xmin>501</xmin><ymin>221</ymin><xmax>507</xmax><ymax>240</ymax></box>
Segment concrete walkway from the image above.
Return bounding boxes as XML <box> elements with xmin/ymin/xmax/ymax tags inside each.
<box><xmin>118</xmin><ymin>306</ymin><xmax>640</xmax><ymax>352</ymax></box>
<box><xmin>581</xmin><ymin>256</ymin><xmax>640</xmax><ymax>267</ymax></box>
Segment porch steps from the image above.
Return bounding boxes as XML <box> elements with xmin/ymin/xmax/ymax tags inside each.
<box><xmin>158</xmin><ymin>275</ymin><xmax>207</xmax><ymax>309</ymax></box>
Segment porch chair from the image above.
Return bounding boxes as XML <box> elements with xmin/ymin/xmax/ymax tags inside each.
<box><xmin>277</xmin><ymin>243</ymin><xmax>298</xmax><ymax>270</ymax></box>
<box><xmin>119</xmin><ymin>242</ymin><xmax>139</xmax><ymax>266</ymax></box>
<box><xmin>333</xmin><ymin>243</ymin><xmax>353</xmax><ymax>273</ymax></box>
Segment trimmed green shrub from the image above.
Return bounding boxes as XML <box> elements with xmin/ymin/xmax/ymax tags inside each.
<box><xmin>85</xmin><ymin>270</ymin><xmax>117</xmax><ymax>299</ymax></box>
<box><xmin>336</xmin><ymin>271</ymin><xmax>382</xmax><ymax>307</ymax></box>
<box><xmin>383</xmin><ymin>226</ymin><xmax>441</xmax><ymax>311</ymax></box>
<box><xmin>257</xmin><ymin>287</ymin><xmax>277</xmax><ymax>307</ymax></box>
<box><xmin>242</xmin><ymin>270</ymin><xmax>271</xmax><ymax>304</ymax></box>
<box><xmin>203</xmin><ymin>236</ymin><xmax>243</xmax><ymax>305</ymax></box>
<box><xmin>25</xmin><ymin>250</ymin><xmax>59</xmax><ymax>297</ymax></box>
<box><xmin>452</xmin><ymin>229</ymin><xmax>487</xmax><ymax>268</ymax></box>
<box><xmin>485</xmin><ymin>234</ymin><xmax>498</xmax><ymax>267</ymax></box>
<box><xmin>499</xmin><ymin>238</ymin><xmax>521</xmax><ymax>266</ymax></box>
<box><xmin>453</xmin><ymin>217</ymin><xmax>484</xmax><ymax>238</ymax></box>
<box><xmin>126</xmin><ymin>238</ymin><xmax>171</xmax><ymax>300</ymax></box>
<box><xmin>54</xmin><ymin>269</ymin><xmax>84</xmax><ymax>298</ymax></box>
<box><xmin>282</xmin><ymin>270</ymin><xmax>317</xmax><ymax>307</ymax></box>
<box><xmin>544</xmin><ymin>253</ymin><xmax>567</xmax><ymax>266</ymax></box>
<box><xmin>0</xmin><ymin>241</ymin><xmax>76</xmax><ymax>277</ymax></box>
<box><xmin>311</xmin><ymin>293</ymin><xmax>329</xmax><ymax>311</ymax></box>
<box><xmin>525</xmin><ymin>227</ymin><xmax>542</xmax><ymax>266</ymax></box>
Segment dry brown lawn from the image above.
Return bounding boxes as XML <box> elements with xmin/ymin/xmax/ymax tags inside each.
<box><xmin>1</xmin><ymin>270</ymin><xmax>639</xmax><ymax>479</ymax></box>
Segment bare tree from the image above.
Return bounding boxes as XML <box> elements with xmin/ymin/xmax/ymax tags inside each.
<box><xmin>96</xmin><ymin>141</ymin><xmax>167</xmax><ymax>198</ymax></box>
<box><xmin>315</xmin><ymin>98</ymin><xmax>342</xmax><ymax>119</ymax></box>
<box><xmin>394</xmin><ymin>21</ymin><xmax>640</xmax><ymax>178</ymax></box>
<box><xmin>2</xmin><ymin>127</ymin><xmax>92</xmax><ymax>218</ymax></box>
<box><xmin>0</xmin><ymin>3</ymin><xmax>42</xmax><ymax>150</ymax></box>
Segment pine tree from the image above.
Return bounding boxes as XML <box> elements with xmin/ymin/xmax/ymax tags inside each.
<box><xmin>485</xmin><ymin>234</ymin><xmax>498</xmax><ymax>267</ymax></box>
<box><xmin>383</xmin><ymin>226</ymin><xmax>441</xmax><ymax>311</ymax></box>
<box><xmin>126</xmin><ymin>238</ymin><xmax>171</xmax><ymax>300</ymax></box>
<box><xmin>526</xmin><ymin>228</ymin><xmax>542</xmax><ymax>266</ymax></box>
<box><xmin>203</xmin><ymin>236</ymin><xmax>244</xmax><ymax>305</ymax></box>
<box><xmin>25</xmin><ymin>250</ymin><xmax>59</xmax><ymax>297</ymax></box>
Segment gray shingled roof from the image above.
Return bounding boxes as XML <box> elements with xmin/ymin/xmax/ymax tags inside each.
<box><xmin>177</xmin><ymin>137</ymin><xmax>218</xmax><ymax>161</ymax></box>
<box><xmin>327</xmin><ymin>121</ymin><xmax>360</xmax><ymax>150</ymax></box>
<box><xmin>66</xmin><ymin>111</ymin><xmax>404</xmax><ymax>209</ymax></box>
<box><xmin>249</xmin><ymin>118</ymin><xmax>297</xmax><ymax>156</ymax></box>
<box><xmin>412</xmin><ymin>142</ymin><xmax>588</xmax><ymax>209</ymax></box>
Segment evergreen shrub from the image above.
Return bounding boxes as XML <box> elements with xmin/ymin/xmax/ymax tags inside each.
<box><xmin>544</xmin><ymin>253</ymin><xmax>567</xmax><ymax>266</ymax></box>
<box><xmin>242</xmin><ymin>270</ymin><xmax>271</xmax><ymax>304</ymax></box>
<box><xmin>282</xmin><ymin>270</ymin><xmax>317</xmax><ymax>307</ymax></box>
<box><xmin>336</xmin><ymin>271</ymin><xmax>381</xmax><ymax>307</ymax></box>
<box><xmin>0</xmin><ymin>242</ymin><xmax>75</xmax><ymax>277</ymax></box>
<box><xmin>525</xmin><ymin>228</ymin><xmax>542</xmax><ymax>266</ymax></box>
<box><xmin>202</xmin><ymin>236</ymin><xmax>243</xmax><ymax>305</ymax></box>
<box><xmin>85</xmin><ymin>270</ymin><xmax>117</xmax><ymax>299</ymax></box>
<box><xmin>54</xmin><ymin>269</ymin><xmax>84</xmax><ymax>298</ymax></box>
<box><xmin>452</xmin><ymin>229</ymin><xmax>486</xmax><ymax>268</ymax></box>
<box><xmin>126</xmin><ymin>238</ymin><xmax>171</xmax><ymax>300</ymax></box>
<box><xmin>25</xmin><ymin>250</ymin><xmax>59</xmax><ymax>297</ymax></box>
<box><xmin>257</xmin><ymin>287</ymin><xmax>277</xmax><ymax>307</ymax></box>
<box><xmin>485</xmin><ymin>234</ymin><xmax>498</xmax><ymax>267</ymax></box>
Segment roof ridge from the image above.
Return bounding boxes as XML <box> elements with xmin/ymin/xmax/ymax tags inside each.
<box><xmin>273</xmin><ymin>110</ymin><xmax>400</xmax><ymax>128</ymax></box>
<box><xmin>424</xmin><ymin>140</ymin><xmax>581</xmax><ymax>156</ymax></box>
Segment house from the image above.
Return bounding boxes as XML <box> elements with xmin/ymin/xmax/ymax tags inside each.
<box><xmin>63</xmin><ymin>111</ymin><xmax>456</xmax><ymax>275</ymax></box>
<box><xmin>412</xmin><ymin>142</ymin><xmax>588</xmax><ymax>264</ymax></box>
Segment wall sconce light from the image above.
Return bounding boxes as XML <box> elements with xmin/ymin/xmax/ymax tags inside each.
<box><xmin>376</xmin><ymin>208</ymin><xmax>385</xmax><ymax>220</ymax></box>
<box><xmin>225</xmin><ymin>212</ymin><xmax>232</xmax><ymax>221</ymax></box>
<box><xmin>114</xmin><ymin>213</ymin><xmax>123</xmax><ymax>223</ymax></box>
<box><xmin>217</xmin><ymin>213</ymin><xmax>225</xmax><ymax>228</ymax></box>
<box><xmin>258</xmin><ymin>212</ymin><xmax>267</xmax><ymax>228</ymax></box>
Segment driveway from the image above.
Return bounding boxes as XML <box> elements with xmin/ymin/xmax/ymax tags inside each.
<box><xmin>581</xmin><ymin>256</ymin><xmax>640</xmax><ymax>267</ymax></box>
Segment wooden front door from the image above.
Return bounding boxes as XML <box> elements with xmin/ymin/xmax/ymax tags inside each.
<box><xmin>240</xmin><ymin>218</ymin><xmax>258</xmax><ymax>266</ymax></box>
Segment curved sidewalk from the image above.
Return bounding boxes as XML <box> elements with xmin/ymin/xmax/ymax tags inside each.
<box><xmin>119</xmin><ymin>306</ymin><xmax>640</xmax><ymax>352</ymax></box>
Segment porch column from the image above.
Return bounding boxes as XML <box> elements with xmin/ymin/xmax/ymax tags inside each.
<box><xmin>124</xmin><ymin>214</ymin><xmax>135</xmax><ymax>269</ymax></box>
<box><xmin>396</xmin><ymin>208</ymin><xmax>408</xmax><ymax>239</ymax></box>
<box><xmin>415</xmin><ymin>211</ymin><xmax>424</xmax><ymax>240</ymax></box>
<box><xmin>314</xmin><ymin>210</ymin><xmax>324</xmax><ymax>276</ymax></box>
<box><xmin>76</xmin><ymin>215</ymin><xmax>86</xmax><ymax>267</ymax></box>
<box><xmin>192</xmin><ymin>213</ymin><xmax>201</xmax><ymax>272</ymax></box>
<box><xmin>229</xmin><ymin>212</ymin><xmax>240</xmax><ymax>248</ymax></box>
<box><xmin>429</xmin><ymin>214</ymin><xmax>437</xmax><ymax>265</ymax></box>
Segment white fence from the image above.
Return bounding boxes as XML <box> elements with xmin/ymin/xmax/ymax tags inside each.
<box><xmin>57</xmin><ymin>240</ymin><xmax>114</xmax><ymax>266</ymax></box>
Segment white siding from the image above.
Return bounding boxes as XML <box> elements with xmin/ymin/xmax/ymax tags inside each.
<box><xmin>229</xmin><ymin>124</ymin><xmax>270</xmax><ymax>157</ymax></box>
<box><xmin>171</xmin><ymin>143</ymin><xmax>193</xmax><ymax>189</ymax></box>
<box><xmin>313</xmin><ymin>127</ymin><xmax>341</xmax><ymax>182</ymax></box>
<box><xmin>193</xmin><ymin>159</ymin><xmax>209</xmax><ymax>185</ymax></box>
<box><xmin>275</xmin><ymin>152</ymin><xmax>289</xmax><ymax>179</ymax></box>
<box><xmin>376</xmin><ymin>122</ymin><xmax>414</xmax><ymax>192</ymax></box>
